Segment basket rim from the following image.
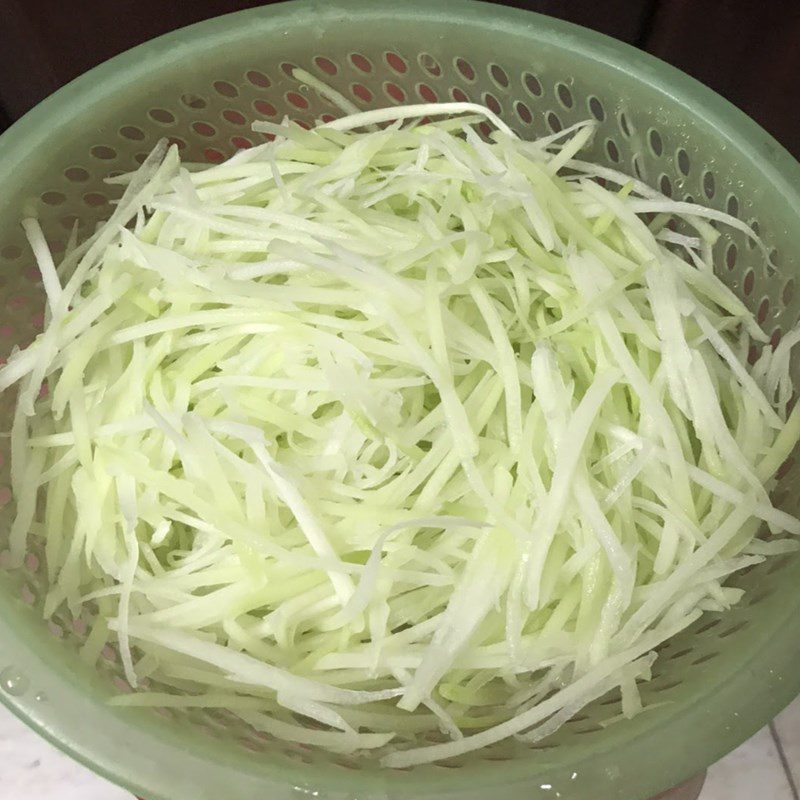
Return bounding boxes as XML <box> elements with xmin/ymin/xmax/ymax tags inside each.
<box><xmin>1</xmin><ymin>2</ymin><xmax>800</xmax><ymax>799</ymax></box>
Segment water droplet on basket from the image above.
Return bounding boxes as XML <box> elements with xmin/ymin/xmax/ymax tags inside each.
<box><xmin>0</xmin><ymin>667</ymin><xmax>29</xmax><ymax>696</ymax></box>
<box><xmin>34</xmin><ymin>691</ymin><xmax>47</xmax><ymax>702</ymax></box>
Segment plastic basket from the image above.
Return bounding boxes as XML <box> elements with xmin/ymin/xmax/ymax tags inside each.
<box><xmin>0</xmin><ymin>2</ymin><xmax>799</xmax><ymax>799</ymax></box>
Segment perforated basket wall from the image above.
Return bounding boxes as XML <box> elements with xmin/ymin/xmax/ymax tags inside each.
<box><xmin>0</xmin><ymin>3</ymin><xmax>799</xmax><ymax>800</ymax></box>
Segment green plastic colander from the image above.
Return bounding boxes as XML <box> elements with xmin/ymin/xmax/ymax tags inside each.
<box><xmin>0</xmin><ymin>2</ymin><xmax>799</xmax><ymax>799</ymax></box>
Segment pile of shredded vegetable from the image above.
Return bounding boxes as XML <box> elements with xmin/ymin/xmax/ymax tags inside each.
<box><xmin>3</xmin><ymin>100</ymin><xmax>800</xmax><ymax>767</ymax></box>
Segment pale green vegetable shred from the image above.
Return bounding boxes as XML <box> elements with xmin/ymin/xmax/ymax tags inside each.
<box><xmin>3</xmin><ymin>99</ymin><xmax>799</xmax><ymax>767</ymax></box>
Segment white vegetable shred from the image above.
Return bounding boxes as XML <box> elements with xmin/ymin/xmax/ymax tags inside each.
<box><xmin>3</xmin><ymin>101</ymin><xmax>798</xmax><ymax>767</ymax></box>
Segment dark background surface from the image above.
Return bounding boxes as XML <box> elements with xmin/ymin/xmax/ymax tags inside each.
<box><xmin>1</xmin><ymin>0</ymin><xmax>798</xmax><ymax>157</ymax></box>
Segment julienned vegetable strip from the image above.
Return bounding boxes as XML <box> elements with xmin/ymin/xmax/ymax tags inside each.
<box><xmin>3</xmin><ymin>101</ymin><xmax>799</xmax><ymax>766</ymax></box>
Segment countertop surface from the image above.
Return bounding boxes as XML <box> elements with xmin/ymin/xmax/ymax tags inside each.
<box><xmin>2</xmin><ymin>696</ymin><xmax>799</xmax><ymax>799</ymax></box>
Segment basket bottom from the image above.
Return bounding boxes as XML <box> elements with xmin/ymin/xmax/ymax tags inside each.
<box><xmin>652</xmin><ymin>773</ymin><xmax>706</xmax><ymax>800</ymax></box>
<box><xmin>133</xmin><ymin>773</ymin><xmax>706</xmax><ymax>800</ymax></box>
